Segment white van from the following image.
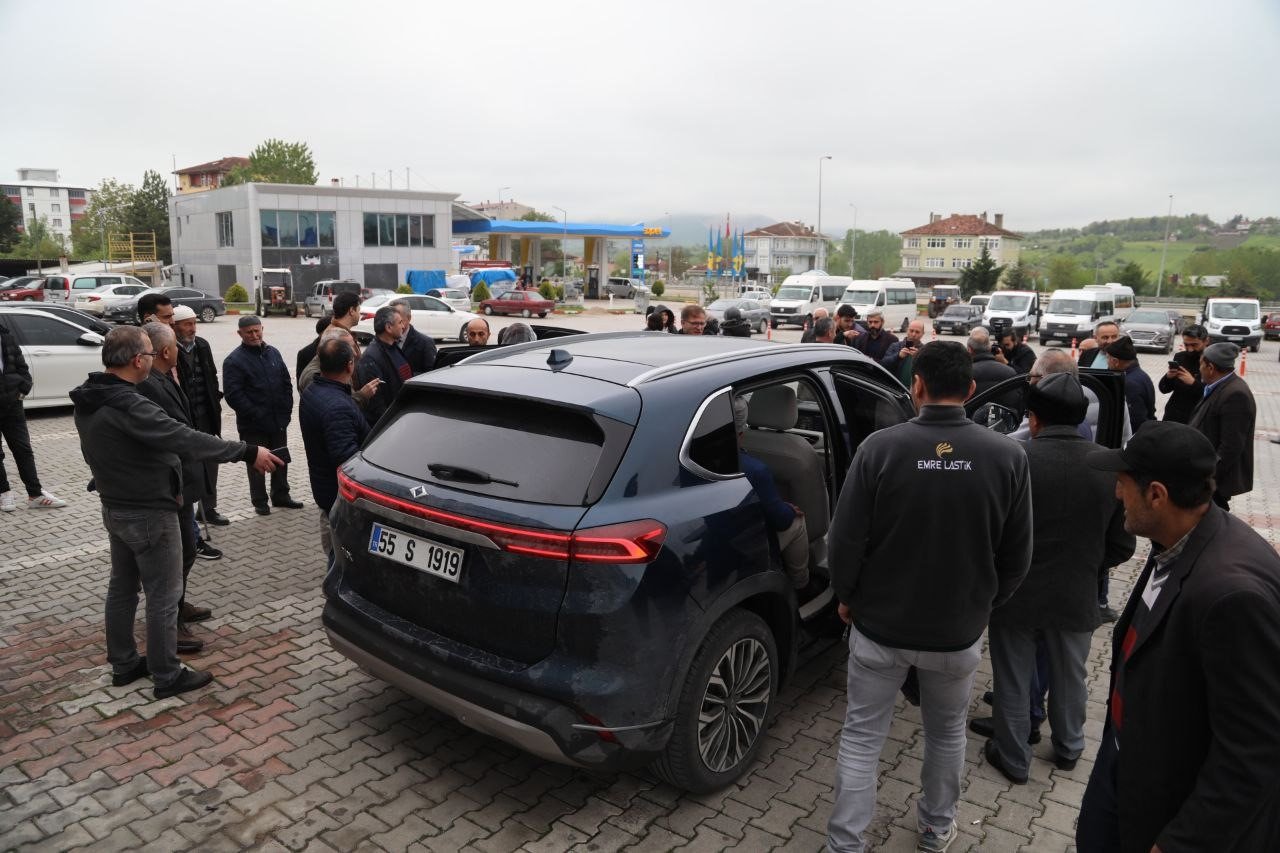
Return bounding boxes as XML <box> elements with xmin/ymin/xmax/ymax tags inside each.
<box><xmin>1203</xmin><ymin>297</ymin><xmax>1262</xmax><ymax>351</ymax></box>
<box><xmin>1087</xmin><ymin>283</ymin><xmax>1136</xmax><ymax>313</ymax></box>
<box><xmin>837</xmin><ymin>279</ymin><xmax>920</xmax><ymax>332</ymax></box>
<box><xmin>982</xmin><ymin>290</ymin><xmax>1041</xmax><ymax>340</ymax></box>
<box><xmin>769</xmin><ymin>273</ymin><xmax>851</xmax><ymax>328</ymax></box>
<box><xmin>1041</xmin><ymin>289</ymin><xmax>1125</xmax><ymax>346</ymax></box>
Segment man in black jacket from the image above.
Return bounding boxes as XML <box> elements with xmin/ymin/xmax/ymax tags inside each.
<box><xmin>1105</xmin><ymin>336</ymin><xmax>1155</xmax><ymax>431</ymax></box>
<box><xmin>173</xmin><ymin>305</ymin><xmax>228</xmax><ymax>529</ymax></box>
<box><xmin>354</xmin><ymin>305</ymin><xmax>408</xmax><ymax>425</ymax></box>
<box><xmin>222</xmin><ymin>316</ymin><xmax>301</xmax><ymax>515</ymax></box>
<box><xmin>1188</xmin><ymin>342</ymin><xmax>1255</xmax><ymax>511</ymax></box>
<box><xmin>984</xmin><ymin>373</ymin><xmax>1134</xmax><ymax>785</ymax></box>
<box><xmin>0</xmin><ymin>317</ymin><xmax>65</xmax><ymax>512</ymax></box>
<box><xmin>967</xmin><ymin>327</ymin><xmax>1015</xmax><ymax>397</ymax></box>
<box><xmin>391</xmin><ymin>301</ymin><xmax>437</xmax><ymax>374</ymax></box>
<box><xmin>826</xmin><ymin>341</ymin><xmax>1032</xmax><ymax>853</ymax></box>
<box><xmin>1157</xmin><ymin>324</ymin><xmax>1206</xmax><ymax>423</ymax></box>
<box><xmin>995</xmin><ymin>329</ymin><xmax>1036</xmax><ymax>375</ymax></box>
<box><xmin>851</xmin><ymin>309</ymin><xmax>898</xmax><ymax>362</ymax></box>
<box><xmin>1079</xmin><ymin>422</ymin><xmax>1280</xmax><ymax>853</ymax></box>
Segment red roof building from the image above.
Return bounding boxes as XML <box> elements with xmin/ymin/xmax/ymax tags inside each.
<box><xmin>173</xmin><ymin>157</ymin><xmax>250</xmax><ymax>193</ymax></box>
<box><xmin>895</xmin><ymin>212</ymin><xmax>1023</xmax><ymax>286</ymax></box>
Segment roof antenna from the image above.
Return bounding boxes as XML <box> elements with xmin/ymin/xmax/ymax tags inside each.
<box><xmin>547</xmin><ymin>348</ymin><xmax>573</xmax><ymax>369</ymax></box>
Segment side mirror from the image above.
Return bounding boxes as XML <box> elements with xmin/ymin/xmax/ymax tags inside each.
<box><xmin>78</xmin><ymin>332</ymin><xmax>104</xmax><ymax>347</ymax></box>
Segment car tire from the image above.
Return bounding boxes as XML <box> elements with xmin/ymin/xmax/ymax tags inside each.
<box><xmin>653</xmin><ymin>608</ymin><xmax>778</xmax><ymax>793</ymax></box>
<box><xmin>539</xmin><ymin>312</ymin><xmax>547</xmax><ymax>318</ymax></box>
<box><xmin>200</xmin><ymin>306</ymin><xmax>216</xmax><ymax>323</ymax></box>
<box><xmin>900</xmin><ymin>317</ymin><xmax>909</xmax><ymax>333</ymax></box>
<box><xmin>458</xmin><ymin>324</ymin><xmax>468</xmax><ymax>342</ymax></box>
<box><xmin>757</xmin><ymin>319</ymin><xmax>766</xmax><ymax>334</ymax></box>
<box><xmin>22</xmin><ymin>297</ymin><xmax>33</xmax><ymax>302</ymax></box>
<box><xmin>483</xmin><ymin>306</ymin><xmax>493</xmax><ymax>315</ymax></box>
<box><xmin>521</xmin><ymin>308</ymin><xmax>531</xmax><ymax>318</ymax></box>
<box><xmin>303</xmin><ymin>303</ymin><xmax>312</xmax><ymax>318</ymax></box>
<box><xmin>1163</xmin><ymin>340</ymin><xmax>1173</xmax><ymax>354</ymax></box>
<box><xmin>770</xmin><ymin>319</ymin><xmax>779</xmax><ymax>330</ymax></box>
<box><xmin>1252</xmin><ymin>342</ymin><xmax>1261</xmax><ymax>353</ymax></box>
<box><xmin>255</xmin><ymin>300</ymin><xmax>264</xmax><ymax>317</ymax></box>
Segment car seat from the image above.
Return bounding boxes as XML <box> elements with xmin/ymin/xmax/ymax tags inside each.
<box><xmin>740</xmin><ymin>385</ymin><xmax>830</xmax><ymax>545</ymax></box>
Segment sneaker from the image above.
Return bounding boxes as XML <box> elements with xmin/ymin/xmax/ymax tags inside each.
<box><xmin>111</xmin><ymin>656</ymin><xmax>150</xmax><ymax>687</ymax></box>
<box><xmin>917</xmin><ymin>820</ymin><xmax>958</xmax><ymax>852</ymax></box>
<box><xmin>0</xmin><ymin>491</ymin><xmax>15</xmax><ymax>512</ymax></box>
<box><xmin>153</xmin><ymin>667</ymin><xmax>213</xmax><ymax>700</ymax></box>
<box><xmin>195</xmin><ymin>540</ymin><xmax>223</xmax><ymax>560</ymax></box>
<box><xmin>27</xmin><ymin>490</ymin><xmax>66</xmax><ymax>509</ymax></box>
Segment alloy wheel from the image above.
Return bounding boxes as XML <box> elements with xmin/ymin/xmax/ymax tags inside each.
<box><xmin>697</xmin><ymin>637</ymin><xmax>771</xmax><ymax>773</ymax></box>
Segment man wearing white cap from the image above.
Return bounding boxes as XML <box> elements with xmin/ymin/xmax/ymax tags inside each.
<box><xmin>174</xmin><ymin>305</ymin><xmax>228</xmax><ymax>532</ymax></box>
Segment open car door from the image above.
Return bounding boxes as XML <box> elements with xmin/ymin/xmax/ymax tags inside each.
<box><xmin>963</xmin><ymin>368</ymin><xmax>1128</xmax><ymax>448</ymax></box>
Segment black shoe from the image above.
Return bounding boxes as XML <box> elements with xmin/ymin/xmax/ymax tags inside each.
<box><xmin>204</xmin><ymin>511</ymin><xmax>231</xmax><ymax>526</ymax></box>
<box><xmin>969</xmin><ymin>715</ymin><xmax>1041</xmax><ymax>745</ymax></box>
<box><xmin>983</xmin><ymin>739</ymin><xmax>1028</xmax><ymax>785</ymax></box>
<box><xmin>1053</xmin><ymin>752</ymin><xmax>1078</xmax><ymax>771</ymax></box>
<box><xmin>272</xmin><ymin>496</ymin><xmax>304</xmax><ymax>509</ymax></box>
<box><xmin>982</xmin><ymin>690</ymin><xmax>994</xmax><ymax>706</ymax></box>
<box><xmin>154</xmin><ymin>667</ymin><xmax>213</xmax><ymax>699</ymax></box>
<box><xmin>1099</xmin><ymin>605</ymin><xmax>1120</xmax><ymax>623</ymax></box>
<box><xmin>254</xmin><ymin>504</ymin><xmax>271</xmax><ymax>516</ymax></box>
<box><xmin>112</xmin><ymin>657</ymin><xmax>150</xmax><ymax>687</ymax></box>
<box><xmin>180</xmin><ymin>601</ymin><xmax>212</xmax><ymax>623</ymax></box>
<box><xmin>195</xmin><ymin>540</ymin><xmax>223</xmax><ymax>560</ymax></box>
<box><xmin>177</xmin><ymin>623</ymin><xmax>204</xmax><ymax>654</ymax></box>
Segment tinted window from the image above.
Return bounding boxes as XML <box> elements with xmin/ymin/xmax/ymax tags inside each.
<box><xmin>363</xmin><ymin>390</ymin><xmax>612</xmax><ymax>505</ymax></box>
<box><xmin>683</xmin><ymin>390</ymin><xmax>738</xmax><ymax>477</ymax></box>
<box><xmin>423</xmin><ymin>296</ymin><xmax>448</xmax><ymax>311</ymax></box>
<box><xmin>11</xmin><ymin>314</ymin><xmax>85</xmax><ymax>346</ymax></box>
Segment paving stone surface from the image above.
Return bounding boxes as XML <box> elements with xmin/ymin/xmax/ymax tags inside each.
<box><xmin>3</xmin><ymin>313</ymin><xmax>1277</xmax><ymax>851</ymax></box>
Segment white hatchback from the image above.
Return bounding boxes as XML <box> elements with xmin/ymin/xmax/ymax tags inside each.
<box><xmin>0</xmin><ymin>307</ymin><xmax>104</xmax><ymax>408</ymax></box>
<box><xmin>424</xmin><ymin>288</ymin><xmax>472</xmax><ymax>313</ymax></box>
<box><xmin>73</xmin><ymin>283</ymin><xmax>150</xmax><ymax>315</ymax></box>
<box><xmin>353</xmin><ymin>294</ymin><xmax>481</xmax><ymax>343</ymax></box>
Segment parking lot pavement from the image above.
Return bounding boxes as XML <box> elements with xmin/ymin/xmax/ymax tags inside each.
<box><xmin>2</xmin><ymin>313</ymin><xmax>1278</xmax><ymax>852</ymax></box>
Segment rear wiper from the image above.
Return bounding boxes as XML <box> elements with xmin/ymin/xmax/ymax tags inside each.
<box><xmin>427</xmin><ymin>463</ymin><xmax>519</xmax><ymax>488</ymax></box>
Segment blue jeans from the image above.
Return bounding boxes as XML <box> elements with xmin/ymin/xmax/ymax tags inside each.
<box><xmin>828</xmin><ymin>627</ymin><xmax>983</xmax><ymax>852</ymax></box>
<box><xmin>103</xmin><ymin>506</ymin><xmax>183</xmax><ymax>687</ymax></box>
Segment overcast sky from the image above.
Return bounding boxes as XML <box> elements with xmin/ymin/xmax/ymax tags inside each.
<box><xmin>3</xmin><ymin>0</ymin><xmax>1276</xmax><ymax>236</ymax></box>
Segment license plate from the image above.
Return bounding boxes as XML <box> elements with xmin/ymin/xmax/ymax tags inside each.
<box><xmin>1228</xmin><ymin>336</ymin><xmax>1243</xmax><ymax>342</ymax></box>
<box><xmin>367</xmin><ymin>522</ymin><xmax>463</xmax><ymax>583</ymax></box>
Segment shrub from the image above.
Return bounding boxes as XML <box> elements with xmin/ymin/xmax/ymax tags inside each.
<box><xmin>225</xmin><ymin>283</ymin><xmax>249</xmax><ymax>303</ymax></box>
<box><xmin>553</xmin><ymin>284</ymin><xmax>565</xmax><ymax>301</ymax></box>
<box><xmin>538</xmin><ymin>281</ymin><xmax>556</xmax><ymax>301</ymax></box>
<box><xmin>471</xmin><ymin>282</ymin><xmax>491</xmax><ymax>302</ymax></box>
<box><xmin>396</xmin><ymin>284</ymin><xmax>413</xmax><ymax>294</ymax></box>
<box><xmin>651</xmin><ymin>279</ymin><xmax>665</xmax><ymax>297</ymax></box>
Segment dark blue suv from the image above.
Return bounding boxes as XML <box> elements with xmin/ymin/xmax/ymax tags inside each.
<box><xmin>322</xmin><ymin>332</ymin><xmax>1124</xmax><ymax>791</ymax></box>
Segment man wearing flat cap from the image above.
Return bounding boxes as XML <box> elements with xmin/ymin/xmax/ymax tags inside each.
<box><xmin>983</xmin><ymin>373</ymin><xmax>1134</xmax><ymax>786</ymax></box>
<box><xmin>1104</xmin><ymin>336</ymin><xmax>1155</xmax><ymax>431</ymax></box>
<box><xmin>1187</xmin><ymin>341</ymin><xmax>1255</xmax><ymax>511</ymax></box>
<box><xmin>1076</xmin><ymin>421</ymin><xmax>1280</xmax><ymax>853</ymax></box>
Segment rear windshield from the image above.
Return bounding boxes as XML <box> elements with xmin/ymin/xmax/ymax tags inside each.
<box><xmin>362</xmin><ymin>389</ymin><xmax>616</xmax><ymax>505</ymax></box>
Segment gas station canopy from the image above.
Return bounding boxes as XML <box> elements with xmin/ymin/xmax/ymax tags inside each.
<box><xmin>452</xmin><ymin>219</ymin><xmax>669</xmax><ymax>239</ymax></box>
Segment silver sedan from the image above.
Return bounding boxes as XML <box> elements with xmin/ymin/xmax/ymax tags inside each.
<box><xmin>704</xmin><ymin>298</ymin><xmax>770</xmax><ymax>334</ymax></box>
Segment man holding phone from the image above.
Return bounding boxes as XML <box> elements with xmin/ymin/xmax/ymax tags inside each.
<box><xmin>1158</xmin><ymin>324</ymin><xmax>1207</xmax><ymax>424</ymax></box>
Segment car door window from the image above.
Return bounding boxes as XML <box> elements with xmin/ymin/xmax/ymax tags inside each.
<box><xmin>423</xmin><ymin>296</ymin><xmax>448</xmax><ymax>312</ymax></box>
<box><xmin>120</xmin><ymin>285</ymin><xmax>144</xmax><ymax>296</ymax></box>
<box><xmin>830</xmin><ymin>366</ymin><xmax>915</xmax><ymax>460</ymax></box>
<box><xmin>10</xmin><ymin>314</ymin><xmax>84</xmax><ymax>346</ymax></box>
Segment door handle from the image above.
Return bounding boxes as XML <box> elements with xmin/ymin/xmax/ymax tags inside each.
<box><xmin>29</xmin><ymin>349</ymin><xmax>53</xmax><ymax>356</ymax></box>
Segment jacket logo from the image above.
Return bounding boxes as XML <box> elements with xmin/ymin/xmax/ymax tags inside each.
<box><xmin>935</xmin><ymin>442</ymin><xmax>953</xmax><ymax>458</ymax></box>
<box><xmin>409</xmin><ymin>485</ymin><xmax>428</xmax><ymax>499</ymax></box>
<box><xmin>918</xmin><ymin>442</ymin><xmax>972</xmax><ymax>471</ymax></box>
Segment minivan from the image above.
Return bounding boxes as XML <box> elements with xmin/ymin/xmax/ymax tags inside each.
<box><xmin>1203</xmin><ymin>297</ymin><xmax>1262</xmax><ymax>351</ymax></box>
<box><xmin>982</xmin><ymin>290</ymin><xmax>1041</xmax><ymax>340</ymax></box>
<box><xmin>769</xmin><ymin>274</ymin><xmax>851</xmax><ymax>328</ymax></box>
<box><xmin>837</xmin><ymin>279</ymin><xmax>919</xmax><ymax>332</ymax></box>
<box><xmin>1040</xmin><ymin>289</ymin><xmax>1123</xmax><ymax>346</ymax></box>
<box><xmin>41</xmin><ymin>273</ymin><xmax>149</xmax><ymax>303</ymax></box>
<box><xmin>303</xmin><ymin>279</ymin><xmax>364</xmax><ymax>318</ymax></box>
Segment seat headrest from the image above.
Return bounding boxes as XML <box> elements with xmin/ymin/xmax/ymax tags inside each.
<box><xmin>746</xmin><ymin>385</ymin><xmax>798</xmax><ymax>431</ymax></box>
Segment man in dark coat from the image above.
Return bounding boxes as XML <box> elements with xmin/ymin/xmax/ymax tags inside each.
<box><xmin>300</xmin><ymin>337</ymin><xmax>370</xmax><ymax>557</ymax></box>
<box><xmin>1188</xmin><ymin>341</ymin><xmax>1255</xmax><ymax>511</ymax></box>
<box><xmin>222</xmin><ymin>316</ymin><xmax>301</xmax><ymax>515</ymax></box>
<box><xmin>1078</xmin><ymin>422</ymin><xmax>1280</xmax><ymax>853</ymax></box>
<box><xmin>1157</xmin><ymin>324</ymin><xmax>1206</xmax><ymax>424</ymax></box>
<box><xmin>994</xmin><ymin>329</ymin><xmax>1036</xmax><ymax>375</ymax></box>
<box><xmin>354</xmin><ymin>305</ymin><xmax>408</xmax><ymax>426</ymax></box>
<box><xmin>173</xmin><ymin>305</ymin><xmax>227</xmax><ymax>527</ymax></box>
<box><xmin>1105</xmin><ymin>336</ymin><xmax>1155</xmax><ymax>431</ymax></box>
<box><xmin>850</xmin><ymin>309</ymin><xmax>898</xmax><ymax>362</ymax></box>
<box><xmin>983</xmin><ymin>373</ymin><xmax>1134</xmax><ymax>785</ymax></box>
<box><xmin>391</xmin><ymin>301</ymin><xmax>437</xmax><ymax>374</ymax></box>
<box><xmin>967</xmin><ymin>327</ymin><xmax>1015</xmax><ymax>397</ymax></box>
<box><xmin>1077</xmin><ymin>320</ymin><xmax>1120</xmax><ymax>369</ymax></box>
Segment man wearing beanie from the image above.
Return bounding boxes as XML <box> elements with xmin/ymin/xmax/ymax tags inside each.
<box><xmin>1188</xmin><ymin>341</ymin><xmax>1255</xmax><ymax>511</ymax></box>
<box><xmin>983</xmin><ymin>373</ymin><xmax>1134</xmax><ymax>785</ymax></box>
<box><xmin>1105</xmin><ymin>335</ymin><xmax>1155</xmax><ymax>430</ymax></box>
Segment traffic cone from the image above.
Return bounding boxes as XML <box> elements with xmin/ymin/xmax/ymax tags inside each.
<box><xmin>1240</xmin><ymin>349</ymin><xmax>1247</xmax><ymax>376</ymax></box>
<box><xmin>766</xmin><ymin>323</ymin><xmax>772</xmax><ymax>341</ymax></box>
<box><xmin>1071</xmin><ymin>338</ymin><xmax>1078</xmax><ymax>359</ymax></box>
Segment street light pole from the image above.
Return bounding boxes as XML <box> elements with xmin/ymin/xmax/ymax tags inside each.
<box><xmin>552</xmin><ymin>205</ymin><xmax>567</xmax><ymax>283</ymax></box>
<box><xmin>1155</xmin><ymin>194</ymin><xmax>1174</xmax><ymax>298</ymax></box>
<box><xmin>849</xmin><ymin>204</ymin><xmax>858</xmax><ymax>278</ymax></box>
<box><xmin>664</xmin><ymin>211</ymin><xmax>671</xmax><ymax>284</ymax></box>
<box><xmin>817</xmin><ymin>156</ymin><xmax>832</xmax><ymax>271</ymax></box>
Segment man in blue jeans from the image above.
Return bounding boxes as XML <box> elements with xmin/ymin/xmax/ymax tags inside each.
<box><xmin>72</xmin><ymin>327</ymin><xmax>281</xmax><ymax>699</ymax></box>
<box><xmin>826</xmin><ymin>342</ymin><xmax>1032</xmax><ymax>853</ymax></box>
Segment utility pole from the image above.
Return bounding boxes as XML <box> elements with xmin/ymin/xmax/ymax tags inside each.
<box><xmin>1156</xmin><ymin>194</ymin><xmax>1173</xmax><ymax>297</ymax></box>
<box><xmin>849</xmin><ymin>204</ymin><xmax>858</xmax><ymax>277</ymax></box>
<box><xmin>816</xmin><ymin>156</ymin><xmax>832</xmax><ymax>271</ymax></box>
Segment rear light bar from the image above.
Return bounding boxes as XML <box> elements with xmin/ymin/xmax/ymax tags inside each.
<box><xmin>336</xmin><ymin>470</ymin><xmax>665</xmax><ymax>565</ymax></box>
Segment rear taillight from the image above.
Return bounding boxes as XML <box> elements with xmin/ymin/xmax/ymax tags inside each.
<box><xmin>87</xmin><ymin>295</ymin><xmax>101</xmax><ymax>302</ymax></box>
<box><xmin>336</xmin><ymin>470</ymin><xmax>665</xmax><ymax>564</ymax></box>
<box><xmin>361</xmin><ymin>311</ymin><xmax>375</xmax><ymax>320</ymax></box>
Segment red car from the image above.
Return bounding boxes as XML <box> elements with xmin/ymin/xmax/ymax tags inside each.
<box><xmin>0</xmin><ymin>276</ymin><xmax>46</xmax><ymax>302</ymax></box>
<box><xmin>479</xmin><ymin>289</ymin><xmax>554</xmax><ymax>318</ymax></box>
<box><xmin>1264</xmin><ymin>312</ymin><xmax>1280</xmax><ymax>341</ymax></box>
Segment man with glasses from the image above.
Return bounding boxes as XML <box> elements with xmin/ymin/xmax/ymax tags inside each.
<box><xmin>679</xmin><ymin>304</ymin><xmax>707</xmax><ymax>335</ymax></box>
<box><xmin>72</xmin><ymin>327</ymin><xmax>281</xmax><ymax>699</ymax></box>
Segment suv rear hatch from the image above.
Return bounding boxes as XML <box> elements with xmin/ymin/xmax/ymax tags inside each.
<box><xmin>333</xmin><ymin>373</ymin><xmax>642</xmax><ymax>665</ymax></box>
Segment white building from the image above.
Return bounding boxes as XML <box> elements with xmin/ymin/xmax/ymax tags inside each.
<box><xmin>745</xmin><ymin>221</ymin><xmax>825</xmax><ymax>281</ymax></box>
<box><xmin>2</xmin><ymin>168</ymin><xmax>93</xmax><ymax>245</ymax></box>
<box><xmin>169</xmin><ymin>182</ymin><xmax>487</xmax><ymax>295</ymax></box>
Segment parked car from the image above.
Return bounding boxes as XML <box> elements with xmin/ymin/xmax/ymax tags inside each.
<box><xmin>41</xmin><ymin>273</ymin><xmax>151</xmax><ymax>304</ymax></box>
<box><xmin>933</xmin><ymin>304</ymin><xmax>985</xmax><ymax>336</ymax></box>
<box><xmin>480</xmin><ymin>289</ymin><xmax>555</xmax><ymax>318</ymax></box>
<box><xmin>0</xmin><ymin>302</ymin><xmax>113</xmax><ymax>335</ymax></box>
<box><xmin>1163</xmin><ymin>309</ymin><xmax>1188</xmax><ymax>337</ymax></box>
<box><xmin>425</xmin><ymin>288</ymin><xmax>472</xmax><ymax>313</ymax></box>
<box><xmin>0</xmin><ymin>306</ymin><xmax>104</xmax><ymax>408</ymax></box>
<box><xmin>967</xmin><ymin>294</ymin><xmax>991</xmax><ymax>311</ymax></box>
<box><xmin>1263</xmin><ymin>312</ymin><xmax>1280</xmax><ymax>341</ymax></box>
<box><xmin>735</xmin><ymin>285</ymin><xmax>772</xmax><ymax>304</ymax></box>
<box><xmin>353</xmin><ymin>293</ymin><xmax>481</xmax><ymax>343</ymax></box>
<box><xmin>0</xmin><ymin>276</ymin><xmax>46</xmax><ymax>301</ymax></box>
<box><xmin>603</xmin><ymin>277</ymin><xmax>644</xmax><ymax>298</ymax></box>
<box><xmin>303</xmin><ymin>279</ymin><xmax>364</xmax><ymax>318</ymax></box>
<box><xmin>704</xmin><ymin>298</ymin><xmax>769</xmax><ymax>333</ymax></box>
<box><xmin>72</xmin><ymin>282</ymin><xmax>151</xmax><ymax>315</ymax></box>
<box><xmin>322</xmin><ymin>332</ymin><xmax>1126</xmax><ymax>790</ymax></box>
<box><xmin>102</xmin><ymin>287</ymin><xmax>227</xmax><ymax>324</ymax></box>
<box><xmin>1120</xmin><ymin>308</ymin><xmax>1183</xmax><ymax>353</ymax></box>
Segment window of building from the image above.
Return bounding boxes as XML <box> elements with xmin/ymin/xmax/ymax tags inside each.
<box><xmin>298</xmin><ymin>212</ymin><xmax>317</xmax><ymax>247</ymax></box>
<box><xmin>2</xmin><ymin>186</ymin><xmax>18</xmax><ymax>196</ymax></box>
<box><xmin>68</xmin><ymin>189</ymin><xmax>85</xmax><ymax>200</ymax></box>
<box><xmin>49</xmin><ymin>187</ymin><xmax>59</xmax><ymax>197</ymax></box>
<box><xmin>28</xmin><ymin>203</ymin><xmax>35</xmax><ymax>214</ymax></box>
<box><xmin>395</xmin><ymin>214</ymin><xmax>409</xmax><ymax>247</ymax></box>
<box><xmin>275</xmin><ymin>211</ymin><xmax>300</xmax><ymax>247</ymax></box>
<box><xmin>318</xmin><ymin>211</ymin><xmax>335</xmax><ymax>247</ymax></box>
<box><xmin>260</xmin><ymin>210</ymin><xmax>278</xmax><ymax>247</ymax></box>
<box><xmin>951</xmin><ymin>258</ymin><xmax>972</xmax><ymax>269</ymax></box>
<box><xmin>904</xmin><ymin>237</ymin><xmax>920</xmax><ymax>249</ymax></box>
<box><xmin>378</xmin><ymin>214</ymin><xmax>395</xmax><ymax>246</ymax></box>
<box><xmin>362</xmin><ymin>212</ymin><xmax>435</xmax><ymax>247</ymax></box>
<box><xmin>903</xmin><ymin>256</ymin><xmax>919</xmax><ymax>269</ymax></box>
<box><xmin>26</xmin><ymin>187</ymin><xmax>33</xmax><ymax>196</ymax></box>
<box><xmin>953</xmin><ymin>237</ymin><xmax>972</xmax><ymax>249</ymax></box>
<box><xmin>979</xmin><ymin>237</ymin><xmax>1001</xmax><ymax>252</ymax></box>
<box><xmin>925</xmin><ymin>257</ymin><xmax>945</xmax><ymax>268</ymax></box>
<box><xmin>51</xmin><ymin>203</ymin><xmax>60</xmax><ymax>213</ymax></box>
<box><xmin>925</xmin><ymin>236</ymin><xmax>946</xmax><ymax>248</ymax></box>
<box><xmin>216</xmin><ymin>211</ymin><xmax>234</xmax><ymax>248</ymax></box>
<box><xmin>363</xmin><ymin>213</ymin><xmax>378</xmax><ymax>246</ymax></box>
<box><xmin>52</xmin><ymin>218</ymin><xmax>62</xmax><ymax>227</ymax></box>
